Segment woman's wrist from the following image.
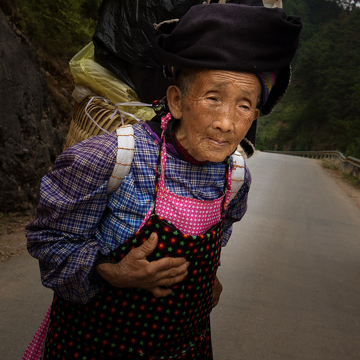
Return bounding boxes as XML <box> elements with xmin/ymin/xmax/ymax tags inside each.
<box><xmin>94</xmin><ymin>258</ymin><xmax>117</xmax><ymax>287</ymax></box>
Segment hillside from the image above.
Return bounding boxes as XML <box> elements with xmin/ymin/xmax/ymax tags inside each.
<box><xmin>257</xmin><ymin>0</ymin><xmax>360</xmax><ymax>158</ymax></box>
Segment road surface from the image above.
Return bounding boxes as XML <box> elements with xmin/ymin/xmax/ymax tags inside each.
<box><xmin>1</xmin><ymin>152</ymin><xmax>359</xmax><ymax>359</ymax></box>
<box><xmin>211</xmin><ymin>152</ymin><xmax>360</xmax><ymax>360</ymax></box>
<box><xmin>0</xmin><ymin>253</ymin><xmax>52</xmax><ymax>359</ymax></box>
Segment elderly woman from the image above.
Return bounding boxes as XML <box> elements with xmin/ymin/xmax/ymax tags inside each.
<box><xmin>26</xmin><ymin>2</ymin><xmax>301</xmax><ymax>360</ymax></box>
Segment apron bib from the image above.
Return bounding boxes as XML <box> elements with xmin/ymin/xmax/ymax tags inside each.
<box><xmin>43</xmin><ymin>126</ymin><xmax>231</xmax><ymax>360</ymax></box>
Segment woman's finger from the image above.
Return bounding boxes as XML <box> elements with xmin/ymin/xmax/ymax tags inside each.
<box><xmin>151</xmin><ymin>261</ymin><xmax>190</xmax><ymax>286</ymax></box>
<box><xmin>149</xmin><ymin>286</ymin><xmax>173</xmax><ymax>298</ymax></box>
<box><xmin>152</xmin><ymin>256</ymin><xmax>189</xmax><ymax>271</ymax></box>
<box><xmin>159</xmin><ymin>272</ymin><xmax>189</xmax><ymax>287</ymax></box>
<box><xmin>133</xmin><ymin>232</ymin><xmax>158</xmax><ymax>259</ymax></box>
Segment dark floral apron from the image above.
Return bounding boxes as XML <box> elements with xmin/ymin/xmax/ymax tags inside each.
<box><xmin>43</xmin><ymin>121</ymin><xmax>230</xmax><ymax>360</ymax></box>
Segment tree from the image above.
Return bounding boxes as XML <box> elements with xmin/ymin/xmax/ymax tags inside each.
<box><xmin>257</xmin><ymin>0</ymin><xmax>360</xmax><ymax>157</ymax></box>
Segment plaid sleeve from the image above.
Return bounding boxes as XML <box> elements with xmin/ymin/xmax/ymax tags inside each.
<box><xmin>26</xmin><ymin>132</ymin><xmax>117</xmax><ymax>304</ymax></box>
<box><xmin>222</xmin><ymin>163</ymin><xmax>252</xmax><ymax>246</ymax></box>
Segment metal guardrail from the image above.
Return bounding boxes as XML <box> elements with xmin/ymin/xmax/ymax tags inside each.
<box><xmin>263</xmin><ymin>150</ymin><xmax>360</xmax><ymax>180</ymax></box>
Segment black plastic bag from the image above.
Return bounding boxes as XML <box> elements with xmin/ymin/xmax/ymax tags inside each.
<box><xmin>92</xmin><ymin>0</ymin><xmax>264</xmax><ymax>103</ymax></box>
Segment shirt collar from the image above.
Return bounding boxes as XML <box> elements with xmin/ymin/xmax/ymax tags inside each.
<box><xmin>144</xmin><ymin>116</ymin><xmax>207</xmax><ymax>164</ymax></box>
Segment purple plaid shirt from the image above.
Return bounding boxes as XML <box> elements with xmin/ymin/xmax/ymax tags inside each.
<box><xmin>26</xmin><ymin>122</ymin><xmax>251</xmax><ymax>304</ymax></box>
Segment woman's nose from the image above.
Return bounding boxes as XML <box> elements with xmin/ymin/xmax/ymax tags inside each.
<box><xmin>213</xmin><ymin>109</ymin><xmax>235</xmax><ymax>132</ymax></box>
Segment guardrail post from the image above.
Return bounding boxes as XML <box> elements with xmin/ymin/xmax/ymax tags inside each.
<box><xmin>352</xmin><ymin>167</ymin><xmax>359</xmax><ymax>179</ymax></box>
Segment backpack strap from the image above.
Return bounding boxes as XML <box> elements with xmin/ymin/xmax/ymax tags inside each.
<box><xmin>230</xmin><ymin>151</ymin><xmax>245</xmax><ymax>202</ymax></box>
<box><xmin>107</xmin><ymin>125</ymin><xmax>135</xmax><ymax>195</ymax></box>
<box><xmin>107</xmin><ymin>127</ymin><xmax>245</xmax><ymax>199</ymax></box>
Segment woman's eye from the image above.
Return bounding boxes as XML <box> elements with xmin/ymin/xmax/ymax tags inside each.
<box><xmin>207</xmin><ymin>96</ymin><xmax>218</xmax><ymax>101</ymax></box>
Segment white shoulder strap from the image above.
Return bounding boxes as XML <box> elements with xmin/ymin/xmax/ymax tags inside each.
<box><xmin>230</xmin><ymin>151</ymin><xmax>245</xmax><ymax>202</ymax></box>
<box><xmin>107</xmin><ymin>125</ymin><xmax>135</xmax><ymax>195</ymax></box>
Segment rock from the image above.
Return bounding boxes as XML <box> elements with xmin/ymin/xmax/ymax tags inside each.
<box><xmin>0</xmin><ymin>9</ymin><xmax>65</xmax><ymax>212</ymax></box>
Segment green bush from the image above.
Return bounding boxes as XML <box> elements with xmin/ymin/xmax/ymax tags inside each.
<box><xmin>16</xmin><ymin>0</ymin><xmax>98</xmax><ymax>60</ymax></box>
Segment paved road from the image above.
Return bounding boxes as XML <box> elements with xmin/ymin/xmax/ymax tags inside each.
<box><xmin>211</xmin><ymin>152</ymin><xmax>360</xmax><ymax>360</ymax></box>
<box><xmin>1</xmin><ymin>152</ymin><xmax>359</xmax><ymax>359</ymax></box>
<box><xmin>0</xmin><ymin>253</ymin><xmax>52</xmax><ymax>359</ymax></box>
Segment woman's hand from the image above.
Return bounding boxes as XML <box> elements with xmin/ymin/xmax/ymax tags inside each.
<box><xmin>95</xmin><ymin>232</ymin><xmax>190</xmax><ymax>297</ymax></box>
<box><xmin>212</xmin><ymin>276</ymin><xmax>223</xmax><ymax>308</ymax></box>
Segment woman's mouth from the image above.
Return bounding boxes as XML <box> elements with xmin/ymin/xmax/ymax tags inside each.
<box><xmin>209</xmin><ymin>138</ymin><xmax>228</xmax><ymax>146</ymax></box>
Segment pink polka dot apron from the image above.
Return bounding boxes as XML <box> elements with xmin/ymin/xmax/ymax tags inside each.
<box><xmin>42</xmin><ymin>115</ymin><xmax>232</xmax><ymax>360</ymax></box>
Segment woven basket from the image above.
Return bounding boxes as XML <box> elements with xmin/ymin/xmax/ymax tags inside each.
<box><xmin>64</xmin><ymin>97</ymin><xmax>144</xmax><ymax>150</ymax></box>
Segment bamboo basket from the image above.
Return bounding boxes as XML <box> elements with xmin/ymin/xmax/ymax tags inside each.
<box><xmin>64</xmin><ymin>97</ymin><xmax>149</xmax><ymax>150</ymax></box>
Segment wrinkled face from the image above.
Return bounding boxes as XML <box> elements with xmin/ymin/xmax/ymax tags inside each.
<box><xmin>167</xmin><ymin>70</ymin><xmax>261</xmax><ymax>162</ymax></box>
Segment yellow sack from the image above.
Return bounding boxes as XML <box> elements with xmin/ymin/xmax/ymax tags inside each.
<box><xmin>69</xmin><ymin>42</ymin><xmax>155</xmax><ymax>121</ymax></box>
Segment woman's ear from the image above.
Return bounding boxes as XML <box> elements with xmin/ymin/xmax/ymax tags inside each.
<box><xmin>253</xmin><ymin>108</ymin><xmax>260</xmax><ymax>122</ymax></box>
<box><xmin>167</xmin><ymin>85</ymin><xmax>183</xmax><ymax>120</ymax></box>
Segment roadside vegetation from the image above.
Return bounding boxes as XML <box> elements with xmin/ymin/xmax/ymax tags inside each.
<box><xmin>1</xmin><ymin>0</ymin><xmax>101</xmax><ymax>60</ymax></box>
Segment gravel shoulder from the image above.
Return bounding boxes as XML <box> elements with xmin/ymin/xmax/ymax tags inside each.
<box><xmin>1</xmin><ymin>158</ymin><xmax>359</xmax><ymax>262</ymax></box>
<box><xmin>318</xmin><ymin>160</ymin><xmax>360</xmax><ymax>209</ymax></box>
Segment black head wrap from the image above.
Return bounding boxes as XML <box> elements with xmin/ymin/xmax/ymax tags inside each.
<box><xmin>154</xmin><ymin>2</ymin><xmax>302</xmax><ymax>156</ymax></box>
